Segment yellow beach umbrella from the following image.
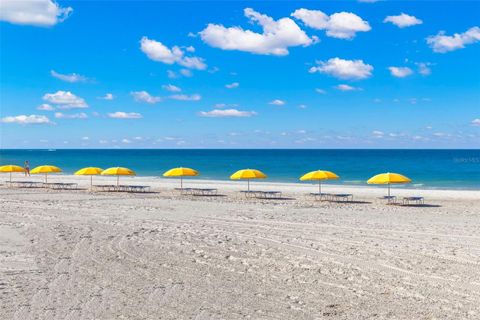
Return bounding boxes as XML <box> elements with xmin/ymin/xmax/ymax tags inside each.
<box><xmin>300</xmin><ymin>170</ymin><xmax>339</xmax><ymax>194</ymax></box>
<box><xmin>0</xmin><ymin>165</ymin><xmax>26</xmax><ymax>182</ymax></box>
<box><xmin>30</xmin><ymin>165</ymin><xmax>62</xmax><ymax>183</ymax></box>
<box><xmin>101</xmin><ymin>167</ymin><xmax>135</xmax><ymax>185</ymax></box>
<box><xmin>75</xmin><ymin>167</ymin><xmax>103</xmax><ymax>187</ymax></box>
<box><xmin>230</xmin><ymin>169</ymin><xmax>267</xmax><ymax>191</ymax></box>
<box><xmin>367</xmin><ymin>172</ymin><xmax>411</xmax><ymax>197</ymax></box>
<box><xmin>163</xmin><ymin>167</ymin><xmax>199</xmax><ymax>188</ymax></box>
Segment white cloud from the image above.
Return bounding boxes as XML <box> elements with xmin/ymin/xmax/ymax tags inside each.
<box><xmin>388</xmin><ymin>66</ymin><xmax>414</xmax><ymax>78</ymax></box>
<box><xmin>199</xmin><ymin>8</ymin><xmax>315</xmax><ymax>56</ymax></box>
<box><xmin>121</xmin><ymin>139</ymin><xmax>132</xmax><ymax>144</ymax></box>
<box><xmin>99</xmin><ymin>93</ymin><xmax>114</xmax><ymax>100</ymax></box>
<box><xmin>315</xmin><ymin>88</ymin><xmax>326</xmax><ymax>94</ymax></box>
<box><xmin>292</xmin><ymin>9</ymin><xmax>370</xmax><ymax>40</ymax></box>
<box><xmin>335</xmin><ymin>84</ymin><xmax>361</xmax><ymax>91</ymax></box>
<box><xmin>107</xmin><ymin>112</ymin><xmax>143</xmax><ymax>119</ymax></box>
<box><xmin>309</xmin><ymin>57</ymin><xmax>373</xmax><ymax>80</ymax></box>
<box><xmin>298</xmin><ymin>104</ymin><xmax>307</xmax><ymax>109</ymax></box>
<box><xmin>131</xmin><ymin>91</ymin><xmax>161</xmax><ymax>104</ymax></box>
<box><xmin>180</xmin><ymin>69</ymin><xmax>193</xmax><ymax>77</ymax></box>
<box><xmin>427</xmin><ymin>26</ymin><xmax>480</xmax><ymax>53</ymax></box>
<box><xmin>43</xmin><ymin>90</ymin><xmax>88</xmax><ymax>109</ymax></box>
<box><xmin>225</xmin><ymin>82</ymin><xmax>239</xmax><ymax>89</ymax></box>
<box><xmin>1</xmin><ymin>114</ymin><xmax>52</xmax><ymax>124</ymax></box>
<box><xmin>416</xmin><ymin>62</ymin><xmax>432</xmax><ymax>76</ymax></box>
<box><xmin>169</xmin><ymin>94</ymin><xmax>201</xmax><ymax>101</ymax></box>
<box><xmin>37</xmin><ymin>103</ymin><xmax>55</xmax><ymax>111</ymax></box>
<box><xmin>54</xmin><ymin>112</ymin><xmax>87</xmax><ymax>119</ymax></box>
<box><xmin>81</xmin><ymin>136</ymin><xmax>89</xmax><ymax>140</ymax></box>
<box><xmin>162</xmin><ymin>84</ymin><xmax>181</xmax><ymax>92</ymax></box>
<box><xmin>372</xmin><ymin>130</ymin><xmax>384</xmax><ymax>137</ymax></box>
<box><xmin>140</xmin><ymin>37</ymin><xmax>207</xmax><ymax>70</ymax></box>
<box><xmin>50</xmin><ymin>70</ymin><xmax>87</xmax><ymax>83</ymax></box>
<box><xmin>383</xmin><ymin>13</ymin><xmax>422</xmax><ymax>28</ymax></box>
<box><xmin>472</xmin><ymin>119</ymin><xmax>480</xmax><ymax>126</ymax></box>
<box><xmin>99</xmin><ymin>139</ymin><xmax>108</xmax><ymax>144</ymax></box>
<box><xmin>0</xmin><ymin>0</ymin><xmax>72</xmax><ymax>27</ymax></box>
<box><xmin>269</xmin><ymin>99</ymin><xmax>286</xmax><ymax>105</ymax></box>
<box><xmin>198</xmin><ymin>109</ymin><xmax>257</xmax><ymax>118</ymax></box>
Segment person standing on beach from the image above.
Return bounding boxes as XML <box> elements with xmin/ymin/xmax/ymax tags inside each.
<box><xmin>24</xmin><ymin>160</ymin><xmax>30</xmax><ymax>176</ymax></box>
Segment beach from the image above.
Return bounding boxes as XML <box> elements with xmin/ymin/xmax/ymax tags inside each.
<box><xmin>1</xmin><ymin>175</ymin><xmax>479</xmax><ymax>319</ymax></box>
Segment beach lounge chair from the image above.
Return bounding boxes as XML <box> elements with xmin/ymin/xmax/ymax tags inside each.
<box><xmin>126</xmin><ymin>185</ymin><xmax>151</xmax><ymax>193</ymax></box>
<box><xmin>175</xmin><ymin>187</ymin><xmax>193</xmax><ymax>195</ymax></box>
<box><xmin>5</xmin><ymin>181</ymin><xmax>44</xmax><ymax>188</ymax></box>
<box><xmin>330</xmin><ymin>193</ymin><xmax>354</xmax><ymax>202</ymax></box>
<box><xmin>93</xmin><ymin>184</ymin><xmax>117</xmax><ymax>192</ymax></box>
<box><xmin>309</xmin><ymin>192</ymin><xmax>332</xmax><ymax>201</ymax></box>
<box><xmin>402</xmin><ymin>196</ymin><xmax>424</xmax><ymax>205</ymax></box>
<box><xmin>241</xmin><ymin>190</ymin><xmax>282</xmax><ymax>199</ymax></box>
<box><xmin>190</xmin><ymin>188</ymin><xmax>218</xmax><ymax>196</ymax></box>
<box><xmin>381</xmin><ymin>195</ymin><xmax>397</xmax><ymax>204</ymax></box>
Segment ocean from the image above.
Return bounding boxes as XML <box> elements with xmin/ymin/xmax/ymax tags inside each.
<box><xmin>1</xmin><ymin>149</ymin><xmax>479</xmax><ymax>189</ymax></box>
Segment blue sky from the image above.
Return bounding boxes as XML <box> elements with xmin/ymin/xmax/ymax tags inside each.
<box><xmin>1</xmin><ymin>0</ymin><xmax>479</xmax><ymax>149</ymax></box>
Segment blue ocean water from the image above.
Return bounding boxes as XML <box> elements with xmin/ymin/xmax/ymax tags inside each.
<box><xmin>1</xmin><ymin>149</ymin><xmax>479</xmax><ymax>189</ymax></box>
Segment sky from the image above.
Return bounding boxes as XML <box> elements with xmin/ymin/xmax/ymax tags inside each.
<box><xmin>0</xmin><ymin>0</ymin><xmax>479</xmax><ymax>149</ymax></box>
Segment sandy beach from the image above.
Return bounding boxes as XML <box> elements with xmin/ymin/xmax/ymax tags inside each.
<box><xmin>1</xmin><ymin>175</ymin><xmax>479</xmax><ymax>319</ymax></box>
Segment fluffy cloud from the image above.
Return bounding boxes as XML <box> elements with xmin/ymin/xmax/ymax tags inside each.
<box><xmin>99</xmin><ymin>93</ymin><xmax>114</xmax><ymax>100</ymax></box>
<box><xmin>309</xmin><ymin>58</ymin><xmax>373</xmax><ymax>80</ymax></box>
<box><xmin>37</xmin><ymin>103</ymin><xmax>55</xmax><ymax>111</ymax></box>
<box><xmin>169</xmin><ymin>94</ymin><xmax>201</xmax><ymax>101</ymax></box>
<box><xmin>198</xmin><ymin>109</ymin><xmax>257</xmax><ymax>118</ymax></box>
<box><xmin>383</xmin><ymin>13</ymin><xmax>422</xmax><ymax>28</ymax></box>
<box><xmin>427</xmin><ymin>27</ymin><xmax>480</xmax><ymax>53</ymax></box>
<box><xmin>372</xmin><ymin>130</ymin><xmax>384</xmax><ymax>137</ymax></box>
<box><xmin>472</xmin><ymin>119</ymin><xmax>480</xmax><ymax>126</ymax></box>
<box><xmin>292</xmin><ymin>9</ymin><xmax>370</xmax><ymax>40</ymax></box>
<box><xmin>388</xmin><ymin>66</ymin><xmax>414</xmax><ymax>78</ymax></box>
<box><xmin>416</xmin><ymin>62</ymin><xmax>432</xmax><ymax>76</ymax></box>
<box><xmin>269</xmin><ymin>99</ymin><xmax>286</xmax><ymax>105</ymax></box>
<box><xmin>43</xmin><ymin>90</ymin><xmax>87</xmax><ymax>109</ymax></box>
<box><xmin>140</xmin><ymin>37</ymin><xmax>207</xmax><ymax>70</ymax></box>
<box><xmin>131</xmin><ymin>91</ymin><xmax>161</xmax><ymax>104</ymax></box>
<box><xmin>0</xmin><ymin>0</ymin><xmax>72</xmax><ymax>27</ymax></box>
<box><xmin>315</xmin><ymin>88</ymin><xmax>326</xmax><ymax>94</ymax></box>
<box><xmin>335</xmin><ymin>84</ymin><xmax>361</xmax><ymax>91</ymax></box>
<box><xmin>162</xmin><ymin>84</ymin><xmax>181</xmax><ymax>92</ymax></box>
<box><xmin>225</xmin><ymin>82</ymin><xmax>239</xmax><ymax>89</ymax></box>
<box><xmin>107</xmin><ymin>112</ymin><xmax>143</xmax><ymax>119</ymax></box>
<box><xmin>50</xmin><ymin>70</ymin><xmax>87</xmax><ymax>83</ymax></box>
<box><xmin>1</xmin><ymin>114</ymin><xmax>52</xmax><ymax>124</ymax></box>
<box><xmin>54</xmin><ymin>112</ymin><xmax>88</xmax><ymax>119</ymax></box>
<box><xmin>199</xmin><ymin>8</ymin><xmax>315</xmax><ymax>56</ymax></box>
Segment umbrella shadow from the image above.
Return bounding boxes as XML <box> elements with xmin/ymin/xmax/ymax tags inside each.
<box><xmin>400</xmin><ymin>203</ymin><xmax>441</xmax><ymax>208</ymax></box>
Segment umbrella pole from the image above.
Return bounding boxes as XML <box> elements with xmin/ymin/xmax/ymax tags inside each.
<box><xmin>181</xmin><ymin>177</ymin><xmax>183</xmax><ymax>189</ymax></box>
<box><xmin>10</xmin><ymin>172</ymin><xmax>12</xmax><ymax>183</ymax></box>
<box><xmin>45</xmin><ymin>173</ymin><xmax>48</xmax><ymax>183</ymax></box>
<box><xmin>388</xmin><ymin>184</ymin><xmax>390</xmax><ymax>197</ymax></box>
<box><xmin>247</xmin><ymin>179</ymin><xmax>250</xmax><ymax>192</ymax></box>
<box><xmin>319</xmin><ymin>181</ymin><xmax>321</xmax><ymax>194</ymax></box>
<box><xmin>91</xmin><ymin>175</ymin><xmax>93</xmax><ymax>188</ymax></box>
<box><xmin>117</xmin><ymin>175</ymin><xmax>119</xmax><ymax>186</ymax></box>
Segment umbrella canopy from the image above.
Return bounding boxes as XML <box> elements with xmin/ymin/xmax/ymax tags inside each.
<box><xmin>0</xmin><ymin>165</ymin><xmax>26</xmax><ymax>173</ymax></box>
<box><xmin>75</xmin><ymin>167</ymin><xmax>104</xmax><ymax>187</ymax></box>
<box><xmin>31</xmin><ymin>165</ymin><xmax>62</xmax><ymax>183</ymax></box>
<box><xmin>367</xmin><ymin>172</ymin><xmax>411</xmax><ymax>197</ymax></box>
<box><xmin>163</xmin><ymin>167</ymin><xmax>199</xmax><ymax>177</ymax></box>
<box><xmin>367</xmin><ymin>172</ymin><xmax>411</xmax><ymax>185</ymax></box>
<box><xmin>230</xmin><ymin>169</ymin><xmax>267</xmax><ymax>191</ymax></box>
<box><xmin>300</xmin><ymin>170</ymin><xmax>339</xmax><ymax>194</ymax></box>
<box><xmin>0</xmin><ymin>165</ymin><xmax>26</xmax><ymax>182</ymax></box>
<box><xmin>101</xmin><ymin>167</ymin><xmax>135</xmax><ymax>186</ymax></box>
<box><xmin>163</xmin><ymin>167</ymin><xmax>199</xmax><ymax>189</ymax></box>
<box><xmin>75</xmin><ymin>167</ymin><xmax>103</xmax><ymax>175</ymax></box>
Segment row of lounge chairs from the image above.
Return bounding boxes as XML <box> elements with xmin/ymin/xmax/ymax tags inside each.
<box><xmin>5</xmin><ymin>181</ymin><xmax>78</xmax><ymax>190</ymax></box>
<box><xmin>3</xmin><ymin>180</ymin><xmax>425</xmax><ymax>204</ymax></box>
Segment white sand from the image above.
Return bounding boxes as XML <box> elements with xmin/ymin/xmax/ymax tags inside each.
<box><xmin>1</xmin><ymin>175</ymin><xmax>479</xmax><ymax>319</ymax></box>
